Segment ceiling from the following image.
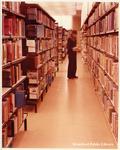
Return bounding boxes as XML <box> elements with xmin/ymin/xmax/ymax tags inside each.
<box><xmin>28</xmin><ymin>1</ymin><xmax>82</xmax><ymax>16</ymax></box>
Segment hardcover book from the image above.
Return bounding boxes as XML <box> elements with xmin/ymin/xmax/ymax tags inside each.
<box><xmin>15</xmin><ymin>90</ymin><xmax>26</xmax><ymax>108</ymax></box>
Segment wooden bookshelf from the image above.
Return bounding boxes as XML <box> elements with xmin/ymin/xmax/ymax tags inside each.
<box><xmin>81</xmin><ymin>2</ymin><xmax>119</xmax><ymax>143</ymax></box>
<box><xmin>2</xmin><ymin>1</ymin><xmax>28</xmax><ymax>148</ymax></box>
<box><xmin>58</xmin><ymin>26</ymin><xmax>68</xmax><ymax>62</ymax></box>
<box><xmin>20</xmin><ymin>2</ymin><xmax>58</xmax><ymax>113</ymax></box>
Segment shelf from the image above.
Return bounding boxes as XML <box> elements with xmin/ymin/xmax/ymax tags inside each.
<box><xmin>86</xmin><ymin>30</ymin><xmax>118</xmax><ymax>37</ymax></box>
<box><xmin>2</xmin><ymin>35</ymin><xmax>26</xmax><ymax>40</ymax></box>
<box><xmin>2</xmin><ymin>62</ymin><xmax>11</xmax><ymax>69</ymax></box>
<box><xmin>104</xmin><ymin>71</ymin><xmax>118</xmax><ymax>89</ymax></box>
<box><xmin>95</xmin><ymin>84</ymin><xmax>118</xmax><ymax>143</ymax></box>
<box><xmin>12</xmin><ymin>56</ymin><xmax>27</xmax><ymax>65</ymax></box>
<box><xmin>87</xmin><ymin>54</ymin><xmax>118</xmax><ymax>88</ymax></box>
<box><xmin>2</xmin><ymin>76</ymin><xmax>27</xmax><ymax>98</ymax></box>
<box><xmin>87</xmin><ymin>44</ymin><xmax>118</xmax><ymax>61</ymax></box>
<box><xmin>2</xmin><ymin>56</ymin><xmax>27</xmax><ymax>69</ymax></box>
<box><xmin>27</xmin><ymin>47</ymin><xmax>55</xmax><ymax>56</ymax></box>
<box><xmin>3</xmin><ymin>113</ymin><xmax>28</xmax><ymax>148</ymax></box>
<box><xmin>37</xmin><ymin>64</ymin><xmax>43</xmax><ymax>69</ymax></box>
<box><xmin>81</xmin><ymin>2</ymin><xmax>100</xmax><ymax>29</ymax></box>
<box><xmin>88</xmin><ymin>4</ymin><xmax>118</xmax><ymax>29</ymax></box>
<box><xmin>87</xmin><ymin>62</ymin><xmax>118</xmax><ymax>114</ymax></box>
<box><xmin>2</xmin><ymin>7</ymin><xmax>25</xmax><ymax>19</ymax></box>
<box><xmin>25</xmin><ymin>20</ymin><xmax>54</xmax><ymax>30</ymax></box>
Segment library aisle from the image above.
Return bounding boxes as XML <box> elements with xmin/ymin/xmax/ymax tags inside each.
<box><xmin>13</xmin><ymin>53</ymin><xmax>116</xmax><ymax>148</ymax></box>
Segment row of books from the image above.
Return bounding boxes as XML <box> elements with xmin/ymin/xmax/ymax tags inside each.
<box><xmin>58</xmin><ymin>27</ymin><xmax>63</xmax><ymax>33</ymax></box>
<box><xmin>26</xmin><ymin>25</ymin><xmax>54</xmax><ymax>38</ymax></box>
<box><xmin>88</xmin><ymin>57</ymin><xmax>118</xmax><ymax>113</ymax></box>
<box><xmin>88</xmin><ymin>8</ymin><xmax>118</xmax><ymax>35</ymax></box>
<box><xmin>27</xmin><ymin>69</ymin><xmax>43</xmax><ymax>85</ymax></box>
<box><xmin>88</xmin><ymin>3</ymin><xmax>118</xmax><ymax>27</ymax></box>
<box><xmin>2</xmin><ymin>108</ymin><xmax>24</xmax><ymax>147</ymax></box>
<box><xmin>2</xmin><ymin>89</ymin><xmax>25</xmax><ymax>123</ymax></box>
<box><xmin>2</xmin><ymin>15</ymin><xmax>25</xmax><ymax>36</ymax></box>
<box><xmin>2</xmin><ymin>2</ymin><xmax>27</xmax><ymax>147</ymax></box>
<box><xmin>102</xmin><ymin>90</ymin><xmax>118</xmax><ymax>140</ymax></box>
<box><xmin>26</xmin><ymin>50</ymin><xmax>52</xmax><ymax>70</ymax></box>
<box><xmin>84</xmin><ymin>2</ymin><xmax>118</xmax><ymax>142</ymax></box>
<box><xmin>26</xmin><ymin>6</ymin><xmax>55</xmax><ymax>29</ymax></box>
<box><xmin>88</xmin><ymin>49</ymin><xmax>118</xmax><ymax>110</ymax></box>
<box><xmin>58</xmin><ymin>27</ymin><xmax>63</xmax><ymax>60</ymax></box>
<box><xmin>2</xmin><ymin>40</ymin><xmax>22</xmax><ymax>65</ymax></box>
<box><xmin>26</xmin><ymin>38</ymin><xmax>54</xmax><ymax>53</ymax></box>
<box><xmin>2</xmin><ymin>1</ymin><xmax>21</xmax><ymax>14</ymax></box>
<box><xmin>28</xmin><ymin>68</ymin><xmax>55</xmax><ymax>100</ymax></box>
<box><xmin>2</xmin><ymin>65</ymin><xmax>22</xmax><ymax>87</ymax></box>
<box><xmin>88</xmin><ymin>46</ymin><xmax>118</xmax><ymax>84</ymax></box>
<box><xmin>29</xmin><ymin>84</ymin><xmax>41</xmax><ymax>99</ymax></box>
<box><xmin>98</xmin><ymin>2</ymin><xmax>118</xmax><ymax>17</ymax></box>
<box><xmin>87</xmin><ymin>35</ymin><xmax>118</xmax><ymax>58</ymax></box>
<box><xmin>51</xmin><ymin>48</ymin><xmax>57</xmax><ymax>58</ymax></box>
<box><xmin>98</xmin><ymin>69</ymin><xmax>118</xmax><ymax>111</ymax></box>
<box><xmin>27</xmin><ymin>59</ymin><xmax>56</xmax><ymax>85</ymax></box>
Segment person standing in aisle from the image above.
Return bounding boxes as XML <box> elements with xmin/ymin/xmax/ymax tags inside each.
<box><xmin>67</xmin><ymin>30</ymin><xmax>78</xmax><ymax>79</ymax></box>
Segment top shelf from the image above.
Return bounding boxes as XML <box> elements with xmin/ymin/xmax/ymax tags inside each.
<box><xmin>2</xmin><ymin>7</ymin><xmax>25</xmax><ymax>19</ymax></box>
<box><xmin>25</xmin><ymin>19</ymin><xmax>54</xmax><ymax>30</ymax></box>
<box><xmin>87</xmin><ymin>4</ymin><xmax>119</xmax><ymax>29</ymax></box>
<box><xmin>23</xmin><ymin>3</ymin><xmax>55</xmax><ymax>22</ymax></box>
<box><xmin>81</xmin><ymin>2</ymin><xmax>100</xmax><ymax>29</ymax></box>
<box><xmin>81</xmin><ymin>2</ymin><xmax>119</xmax><ymax>30</ymax></box>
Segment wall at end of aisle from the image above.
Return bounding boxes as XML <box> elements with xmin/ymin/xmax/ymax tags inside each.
<box><xmin>53</xmin><ymin>15</ymin><xmax>72</xmax><ymax>30</ymax></box>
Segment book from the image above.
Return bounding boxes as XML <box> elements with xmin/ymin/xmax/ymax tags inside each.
<box><xmin>2</xmin><ymin>40</ymin><xmax>23</xmax><ymax>64</ymax></box>
<box><xmin>17</xmin><ymin>108</ymin><xmax>23</xmax><ymax>129</ymax></box>
<box><xmin>3</xmin><ymin>15</ymin><xmax>25</xmax><ymax>36</ymax></box>
<box><xmin>15</xmin><ymin>90</ymin><xmax>26</xmax><ymax>108</ymax></box>
<box><xmin>2</xmin><ymin>2</ymin><xmax>21</xmax><ymax>14</ymax></box>
<box><xmin>26</xmin><ymin>40</ymin><xmax>35</xmax><ymax>47</ymax></box>
<box><xmin>2</xmin><ymin>126</ymin><xmax>8</xmax><ymax>147</ymax></box>
<box><xmin>13</xmin><ymin>115</ymin><xmax>18</xmax><ymax>135</ymax></box>
<box><xmin>26</xmin><ymin>7</ymin><xmax>38</xmax><ymax>21</ymax></box>
<box><xmin>9</xmin><ymin>93</ymin><xmax>16</xmax><ymax>113</ymax></box>
<box><xmin>7</xmin><ymin>119</ymin><xmax>15</xmax><ymax>137</ymax></box>
<box><xmin>115</xmin><ymin>7</ymin><xmax>119</xmax><ymax>30</ymax></box>
<box><xmin>2</xmin><ymin>68</ymin><xmax>12</xmax><ymax>87</ymax></box>
<box><xmin>4</xmin><ymin>17</ymin><xmax>13</xmax><ymax>36</ymax></box>
<box><xmin>27</xmin><ymin>71</ymin><xmax>40</xmax><ymax>84</ymax></box>
<box><xmin>14</xmin><ymin>64</ymin><xmax>22</xmax><ymax>83</ymax></box>
<box><xmin>6</xmin><ymin>41</ymin><xmax>14</xmax><ymax>62</ymax></box>
<box><xmin>2</xmin><ymin>42</ymin><xmax>7</xmax><ymax>65</ymax></box>
<box><xmin>26</xmin><ymin>25</ymin><xmax>44</xmax><ymax>38</ymax></box>
<box><xmin>2</xmin><ymin>100</ymin><xmax>9</xmax><ymax>123</ymax></box>
<box><xmin>111</xmin><ymin>112</ymin><xmax>118</xmax><ymax>139</ymax></box>
<box><xmin>29</xmin><ymin>85</ymin><xmax>41</xmax><ymax>99</ymax></box>
<box><xmin>26</xmin><ymin>55</ymin><xmax>42</xmax><ymax>69</ymax></box>
<box><xmin>26</xmin><ymin>40</ymin><xmax>36</xmax><ymax>53</ymax></box>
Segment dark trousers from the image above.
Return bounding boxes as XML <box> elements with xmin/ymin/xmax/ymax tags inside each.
<box><xmin>67</xmin><ymin>53</ymin><xmax>77</xmax><ymax>78</ymax></box>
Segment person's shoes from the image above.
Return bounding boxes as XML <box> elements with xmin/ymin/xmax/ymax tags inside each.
<box><xmin>68</xmin><ymin>77</ymin><xmax>74</xmax><ymax>79</ymax></box>
<box><xmin>73</xmin><ymin>76</ymin><xmax>78</xmax><ymax>79</ymax></box>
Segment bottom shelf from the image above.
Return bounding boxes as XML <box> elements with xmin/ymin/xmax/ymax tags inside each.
<box><xmin>26</xmin><ymin>74</ymin><xmax>55</xmax><ymax>113</ymax></box>
<box><xmin>3</xmin><ymin>113</ymin><xmax>28</xmax><ymax>148</ymax></box>
<box><xmin>87</xmin><ymin>63</ymin><xmax>118</xmax><ymax>143</ymax></box>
